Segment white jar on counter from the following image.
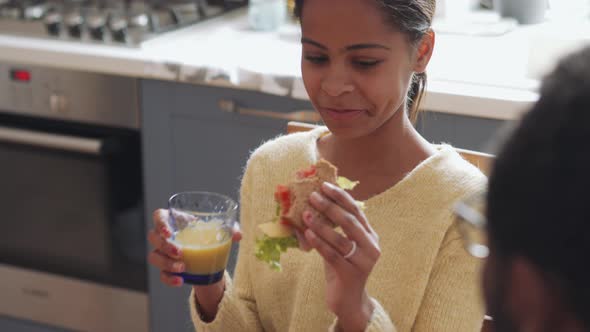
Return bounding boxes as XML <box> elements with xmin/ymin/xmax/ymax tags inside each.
<box><xmin>249</xmin><ymin>0</ymin><xmax>287</xmax><ymax>31</ymax></box>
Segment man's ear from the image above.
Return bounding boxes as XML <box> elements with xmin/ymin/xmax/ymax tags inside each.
<box><xmin>413</xmin><ymin>30</ymin><xmax>435</xmax><ymax>73</ymax></box>
<box><xmin>507</xmin><ymin>257</ymin><xmax>562</xmax><ymax>332</ymax></box>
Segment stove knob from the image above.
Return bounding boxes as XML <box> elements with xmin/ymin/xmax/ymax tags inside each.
<box><xmin>44</xmin><ymin>11</ymin><xmax>62</xmax><ymax>36</ymax></box>
<box><xmin>65</xmin><ymin>13</ymin><xmax>84</xmax><ymax>38</ymax></box>
<box><xmin>88</xmin><ymin>15</ymin><xmax>107</xmax><ymax>40</ymax></box>
<box><xmin>109</xmin><ymin>17</ymin><xmax>128</xmax><ymax>43</ymax></box>
<box><xmin>50</xmin><ymin>94</ymin><xmax>69</xmax><ymax>114</ymax></box>
<box><xmin>89</xmin><ymin>25</ymin><xmax>105</xmax><ymax>41</ymax></box>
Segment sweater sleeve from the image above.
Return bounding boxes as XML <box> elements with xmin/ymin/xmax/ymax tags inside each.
<box><xmin>189</xmin><ymin>154</ymin><xmax>264</xmax><ymax>331</ymax></box>
<box><xmin>327</xmin><ymin>298</ymin><xmax>397</xmax><ymax>332</ymax></box>
<box><xmin>410</xmin><ymin>222</ymin><xmax>485</xmax><ymax>332</ymax></box>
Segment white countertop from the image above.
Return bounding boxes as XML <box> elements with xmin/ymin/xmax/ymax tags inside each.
<box><xmin>1</xmin><ymin>9</ymin><xmax>588</xmax><ymax>120</ymax></box>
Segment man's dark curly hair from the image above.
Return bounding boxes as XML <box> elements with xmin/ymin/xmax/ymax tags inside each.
<box><xmin>488</xmin><ymin>46</ymin><xmax>590</xmax><ymax>327</ymax></box>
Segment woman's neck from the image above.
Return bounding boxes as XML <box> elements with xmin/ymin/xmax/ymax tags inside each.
<box><xmin>317</xmin><ymin>110</ymin><xmax>435</xmax><ymax>199</ymax></box>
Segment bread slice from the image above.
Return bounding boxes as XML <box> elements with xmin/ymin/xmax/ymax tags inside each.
<box><xmin>282</xmin><ymin>159</ymin><xmax>338</xmax><ymax>229</ymax></box>
<box><xmin>314</xmin><ymin>159</ymin><xmax>338</xmax><ymax>185</ymax></box>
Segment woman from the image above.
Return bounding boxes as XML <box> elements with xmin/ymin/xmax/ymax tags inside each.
<box><xmin>148</xmin><ymin>0</ymin><xmax>486</xmax><ymax>331</ymax></box>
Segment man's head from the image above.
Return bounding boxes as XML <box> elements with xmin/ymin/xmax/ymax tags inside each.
<box><xmin>484</xmin><ymin>46</ymin><xmax>590</xmax><ymax>332</ymax></box>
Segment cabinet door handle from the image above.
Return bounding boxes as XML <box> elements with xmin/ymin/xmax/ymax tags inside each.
<box><xmin>218</xmin><ymin>99</ymin><xmax>322</xmax><ymax>123</ymax></box>
<box><xmin>0</xmin><ymin>125</ymin><xmax>102</xmax><ymax>155</ymax></box>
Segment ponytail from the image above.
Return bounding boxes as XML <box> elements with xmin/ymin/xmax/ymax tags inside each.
<box><xmin>407</xmin><ymin>72</ymin><xmax>427</xmax><ymax>125</ymax></box>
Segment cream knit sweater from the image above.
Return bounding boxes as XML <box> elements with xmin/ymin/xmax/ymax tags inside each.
<box><xmin>190</xmin><ymin>127</ymin><xmax>486</xmax><ymax>332</ymax></box>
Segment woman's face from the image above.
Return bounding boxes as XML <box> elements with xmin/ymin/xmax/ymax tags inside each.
<box><xmin>300</xmin><ymin>0</ymin><xmax>431</xmax><ymax>138</ymax></box>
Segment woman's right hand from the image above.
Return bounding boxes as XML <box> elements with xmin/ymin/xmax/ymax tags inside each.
<box><xmin>147</xmin><ymin>209</ymin><xmax>185</xmax><ymax>287</ymax></box>
<box><xmin>147</xmin><ymin>209</ymin><xmax>242</xmax><ymax>287</ymax></box>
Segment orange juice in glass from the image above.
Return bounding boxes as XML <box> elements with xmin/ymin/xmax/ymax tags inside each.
<box><xmin>168</xmin><ymin>192</ymin><xmax>237</xmax><ymax>285</ymax></box>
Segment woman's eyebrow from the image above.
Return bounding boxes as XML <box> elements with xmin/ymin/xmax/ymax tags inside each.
<box><xmin>345</xmin><ymin>43</ymin><xmax>391</xmax><ymax>51</ymax></box>
<box><xmin>301</xmin><ymin>37</ymin><xmax>391</xmax><ymax>52</ymax></box>
<box><xmin>301</xmin><ymin>37</ymin><xmax>328</xmax><ymax>49</ymax></box>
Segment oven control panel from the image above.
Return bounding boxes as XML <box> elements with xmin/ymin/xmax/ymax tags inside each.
<box><xmin>0</xmin><ymin>62</ymin><xmax>139</xmax><ymax>129</ymax></box>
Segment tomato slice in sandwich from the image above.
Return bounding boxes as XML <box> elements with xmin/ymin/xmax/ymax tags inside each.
<box><xmin>274</xmin><ymin>184</ymin><xmax>291</xmax><ymax>214</ymax></box>
<box><xmin>296</xmin><ymin>165</ymin><xmax>317</xmax><ymax>179</ymax></box>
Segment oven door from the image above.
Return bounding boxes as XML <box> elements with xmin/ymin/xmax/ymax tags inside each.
<box><xmin>0</xmin><ymin>115</ymin><xmax>148</xmax><ymax>332</ymax></box>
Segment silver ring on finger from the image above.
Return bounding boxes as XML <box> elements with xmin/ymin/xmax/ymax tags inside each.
<box><xmin>343</xmin><ymin>240</ymin><xmax>357</xmax><ymax>259</ymax></box>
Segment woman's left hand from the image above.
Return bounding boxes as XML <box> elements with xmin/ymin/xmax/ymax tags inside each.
<box><xmin>298</xmin><ymin>181</ymin><xmax>381</xmax><ymax>332</ymax></box>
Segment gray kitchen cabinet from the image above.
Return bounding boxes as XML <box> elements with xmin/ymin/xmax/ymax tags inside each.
<box><xmin>141</xmin><ymin>80</ymin><xmax>315</xmax><ymax>332</ymax></box>
<box><xmin>416</xmin><ymin>111</ymin><xmax>509</xmax><ymax>153</ymax></box>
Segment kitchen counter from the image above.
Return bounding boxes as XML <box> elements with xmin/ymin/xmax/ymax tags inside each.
<box><xmin>1</xmin><ymin>8</ymin><xmax>588</xmax><ymax>120</ymax></box>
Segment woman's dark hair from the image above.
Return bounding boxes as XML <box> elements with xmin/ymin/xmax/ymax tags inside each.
<box><xmin>487</xmin><ymin>46</ymin><xmax>590</xmax><ymax>327</ymax></box>
<box><xmin>294</xmin><ymin>0</ymin><xmax>436</xmax><ymax>124</ymax></box>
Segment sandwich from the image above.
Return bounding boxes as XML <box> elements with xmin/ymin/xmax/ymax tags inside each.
<box><xmin>255</xmin><ymin>159</ymin><xmax>362</xmax><ymax>270</ymax></box>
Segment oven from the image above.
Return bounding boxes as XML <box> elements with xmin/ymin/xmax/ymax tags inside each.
<box><xmin>0</xmin><ymin>62</ymin><xmax>148</xmax><ymax>332</ymax></box>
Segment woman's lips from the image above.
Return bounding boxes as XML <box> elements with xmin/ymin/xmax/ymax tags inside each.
<box><xmin>321</xmin><ymin>108</ymin><xmax>365</xmax><ymax>121</ymax></box>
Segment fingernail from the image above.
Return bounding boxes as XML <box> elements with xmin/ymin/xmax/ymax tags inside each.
<box><xmin>172</xmin><ymin>246</ymin><xmax>182</xmax><ymax>257</ymax></box>
<box><xmin>173</xmin><ymin>262</ymin><xmax>185</xmax><ymax>272</ymax></box>
<box><xmin>175</xmin><ymin>277</ymin><xmax>183</xmax><ymax>286</ymax></box>
<box><xmin>303</xmin><ymin>211</ymin><xmax>313</xmax><ymax>224</ymax></box>
<box><xmin>323</xmin><ymin>182</ymin><xmax>336</xmax><ymax>190</ymax></box>
<box><xmin>232</xmin><ymin>233</ymin><xmax>242</xmax><ymax>242</ymax></box>
<box><xmin>310</xmin><ymin>191</ymin><xmax>324</xmax><ymax>204</ymax></box>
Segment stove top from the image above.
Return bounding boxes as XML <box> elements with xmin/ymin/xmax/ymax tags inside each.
<box><xmin>0</xmin><ymin>1</ymin><xmax>247</xmax><ymax>46</ymax></box>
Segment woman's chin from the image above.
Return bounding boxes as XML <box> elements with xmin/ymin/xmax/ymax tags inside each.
<box><xmin>322</xmin><ymin>123</ymin><xmax>368</xmax><ymax>140</ymax></box>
